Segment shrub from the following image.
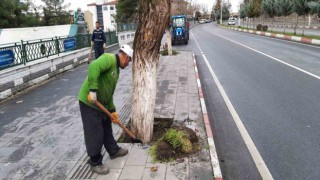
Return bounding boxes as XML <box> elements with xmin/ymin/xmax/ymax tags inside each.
<box><xmin>164</xmin><ymin>128</ymin><xmax>186</xmax><ymax>149</ymax></box>
<box><xmin>256</xmin><ymin>24</ymin><xmax>262</xmax><ymax>31</ymax></box>
<box><xmin>262</xmin><ymin>25</ymin><xmax>268</xmax><ymax>31</ymax></box>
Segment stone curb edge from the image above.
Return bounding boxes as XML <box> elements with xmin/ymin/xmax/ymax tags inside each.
<box><xmin>264</xmin><ymin>24</ymin><xmax>320</xmax><ymax>30</ymax></box>
<box><xmin>192</xmin><ymin>53</ymin><xmax>223</xmax><ymax>180</ymax></box>
<box><xmin>222</xmin><ymin>26</ymin><xmax>320</xmax><ymax>46</ymax></box>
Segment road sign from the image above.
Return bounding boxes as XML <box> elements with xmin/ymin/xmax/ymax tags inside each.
<box><xmin>63</xmin><ymin>38</ymin><xmax>76</xmax><ymax>51</ymax></box>
<box><xmin>0</xmin><ymin>50</ymin><xmax>15</xmax><ymax>67</ymax></box>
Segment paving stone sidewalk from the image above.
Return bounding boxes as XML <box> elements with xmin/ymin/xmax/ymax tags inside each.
<box><xmin>0</xmin><ymin>51</ymin><xmax>214</xmax><ymax>179</ymax></box>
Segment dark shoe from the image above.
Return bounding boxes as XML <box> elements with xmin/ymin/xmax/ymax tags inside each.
<box><xmin>91</xmin><ymin>164</ymin><xmax>109</xmax><ymax>175</ymax></box>
<box><xmin>110</xmin><ymin>148</ymin><xmax>128</xmax><ymax>159</ymax></box>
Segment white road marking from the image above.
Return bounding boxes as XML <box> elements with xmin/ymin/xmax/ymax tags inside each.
<box><xmin>206</xmin><ymin>30</ymin><xmax>320</xmax><ymax>80</ymax></box>
<box><xmin>191</xmin><ymin>32</ymin><xmax>274</xmax><ymax>180</ymax></box>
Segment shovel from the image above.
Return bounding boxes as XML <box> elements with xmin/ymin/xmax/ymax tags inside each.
<box><xmin>87</xmin><ymin>47</ymin><xmax>93</xmax><ymax>64</ymax></box>
<box><xmin>95</xmin><ymin>100</ymin><xmax>143</xmax><ymax>143</ymax></box>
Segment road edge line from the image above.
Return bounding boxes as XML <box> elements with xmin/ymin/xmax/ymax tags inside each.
<box><xmin>192</xmin><ymin>53</ymin><xmax>223</xmax><ymax>180</ymax></box>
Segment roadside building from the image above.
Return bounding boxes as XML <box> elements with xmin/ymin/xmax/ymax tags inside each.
<box><xmin>87</xmin><ymin>0</ymin><xmax>117</xmax><ymax>32</ymax></box>
<box><xmin>171</xmin><ymin>0</ymin><xmax>188</xmax><ymax>16</ymax></box>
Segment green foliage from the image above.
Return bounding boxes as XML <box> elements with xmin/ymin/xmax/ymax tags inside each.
<box><xmin>262</xmin><ymin>0</ymin><xmax>278</xmax><ymax>18</ymax></box>
<box><xmin>247</xmin><ymin>0</ymin><xmax>263</xmax><ymax>18</ymax></box>
<box><xmin>214</xmin><ymin>3</ymin><xmax>230</xmax><ymax>21</ymax></box>
<box><xmin>160</xmin><ymin>49</ymin><xmax>179</xmax><ymax>56</ymax></box>
<box><xmin>116</xmin><ymin>0</ymin><xmax>139</xmax><ymax>23</ymax></box>
<box><xmin>309</xmin><ymin>1</ymin><xmax>320</xmax><ymax>16</ymax></box>
<box><xmin>240</xmin><ymin>3</ymin><xmax>248</xmax><ymax>18</ymax></box>
<box><xmin>41</xmin><ymin>0</ymin><xmax>71</xmax><ymax>26</ymax></box>
<box><xmin>0</xmin><ymin>0</ymin><xmax>40</xmax><ymax>28</ymax></box>
<box><xmin>149</xmin><ymin>145</ymin><xmax>158</xmax><ymax>162</ymax></box>
<box><xmin>276</xmin><ymin>0</ymin><xmax>293</xmax><ymax>16</ymax></box>
<box><xmin>164</xmin><ymin>128</ymin><xmax>186</xmax><ymax>149</ymax></box>
<box><xmin>257</xmin><ymin>24</ymin><xmax>263</xmax><ymax>30</ymax></box>
<box><xmin>195</xmin><ymin>11</ymin><xmax>201</xmax><ymax>20</ymax></box>
<box><xmin>204</xmin><ymin>144</ymin><xmax>210</xmax><ymax>150</ymax></box>
<box><xmin>293</xmin><ymin>0</ymin><xmax>312</xmax><ymax>16</ymax></box>
<box><xmin>262</xmin><ymin>25</ymin><xmax>269</xmax><ymax>31</ymax></box>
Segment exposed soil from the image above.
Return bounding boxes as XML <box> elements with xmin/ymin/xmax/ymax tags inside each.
<box><xmin>117</xmin><ymin>118</ymin><xmax>200</xmax><ymax>162</ymax></box>
<box><xmin>155</xmin><ymin>124</ymin><xmax>200</xmax><ymax>161</ymax></box>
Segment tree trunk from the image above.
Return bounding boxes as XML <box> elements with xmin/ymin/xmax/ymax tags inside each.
<box><xmin>294</xmin><ymin>14</ymin><xmax>298</xmax><ymax>35</ymax></box>
<box><xmin>132</xmin><ymin>0</ymin><xmax>171</xmax><ymax>143</ymax></box>
<box><xmin>271</xmin><ymin>17</ymin><xmax>274</xmax><ymax>32</ymax></box>
<box><xmin>283</xmin><ymin>16</ymin><xmax>286</xmax><ymax>34</ymax></box>
<box><xmin>166</xmin><ymin>28</ymin><xmax>172</xmax><ymax>55</ymax></box>
<box><xmin>303</xmin><ymin>14</ymin><xmax>306</xmax><ymax>36</ymax></box>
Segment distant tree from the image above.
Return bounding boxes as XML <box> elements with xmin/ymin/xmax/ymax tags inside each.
<box><xmin>214</xmin><ymin>0</ymin><xmax>222</xmax><ymax>22</ymax></box>
<box><xmin>247</xmin><ymin>0</ymin><xmax>263</xmax><ymax>28</ymax></box>
<box><xmin>215</xmin><ymin>3</ymin><xmax>230</xmax><ymax>22</ymax></box>
<box><xmin>211</xmin><ymin>6</ymin><xmax>216</xmax><ymax>20</ymax></box>
<box><xmin>262</xmin><ymin>0</ymin><xmax>277</xmax><ymax>31</ymax></box>
<box><xmin>309</xmin><ymin>1</ymin><xmax>320</xmax><ymax>16</ymax></box>
<box><xmin>195</xmin><ymin>11</ymin><xmax>201</xmax><ymax>20</ymax></box>
<box><xmin>222</xmin><ymin>4</ymin><xmax>230</xmax><ymax>20</ymax></box>
<box><xmin>115</xmin><ymin>0</ymin><xmax>139</xmax><ymax>23</ymax></box>
<box><xmin>240</xmin><ymin>3</ymin><xmax>248</xmax><ymax>19</ymax></box>
<box><xmin>276</xmin><ymin>0</ymin><xmax>293</xmax><ymax>33</ymax></box>
<box><xmin>0</xmin><ymin>0</ymin><xmax>41</xmax><ymax>28</ymax></box>
<box><xmin>293</xmin><ymin>0</ymin><xmax>312</xmax><ymax>35</ymax></box>
<box><xmin>41</xmin><ymin>0</ymin><xmax>72</xmax><ymax>26</ymax></box>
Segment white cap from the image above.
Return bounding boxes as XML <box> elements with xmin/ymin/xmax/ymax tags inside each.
<box><xmin>120</xmin><ymin>44</ymin><xmax>133</xmax><ymax>58</ymax></box>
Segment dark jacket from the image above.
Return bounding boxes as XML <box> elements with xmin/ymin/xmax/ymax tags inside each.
<box><xmin>91</xmin><ymin>28</ymin><xmax>106</xmax><ymax>48</ymax></box>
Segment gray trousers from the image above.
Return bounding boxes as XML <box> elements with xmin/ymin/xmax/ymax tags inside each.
<box><xmin>79</xmin><ymin>101</ymin><xmax>119</xmax><ymax>165</ymax></box>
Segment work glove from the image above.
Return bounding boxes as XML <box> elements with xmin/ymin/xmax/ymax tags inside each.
<box><xmin>111</xmin><ymin>112</ymin><xmax>119</xmax><ymax>124</ymax></box>
<box><xmin>91</xmin><ymin>41</ymin><xmax>94</xmax><ymax>48</ymax></box>
<box><xmin>103</xmin><ymin>43</ymin><xmax>106</xmax><ymax>49</ymax></box>
<box><xmin>87</xmin><ymin>91</ymin><xmax>97</xmax><ymax>104</ymax></box>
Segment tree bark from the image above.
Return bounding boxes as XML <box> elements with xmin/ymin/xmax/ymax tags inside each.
<box><xmin>294</xmin><ymin>14</ymin><xmax>298</xmax><ymax>35</ymax></box>
<box><xmin>166</xmin><ymin>28</ymin><xmax>172</xmax><ymax>55</ymax></box>
<box><xmin>303</xmin><ymin>14</ymin><xmax>306</xmax><ymax>36</ymax></box>
<box><xmin>132</xmin><ymin>0</ymin><xmax>171</xmax><ymax>143</ymax></box>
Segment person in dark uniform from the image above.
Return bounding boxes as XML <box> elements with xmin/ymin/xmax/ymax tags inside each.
<box><xmin>91</xmin><ymin>21</ymin><xmax>107</xmax><ymax>59</ymax></box>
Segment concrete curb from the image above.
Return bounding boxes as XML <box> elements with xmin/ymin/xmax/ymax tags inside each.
<box><xmin>263</xmin><ymin>24</ymin><xmax>320</xmax><ymax>30</ymax></box>
<box><xmin>192</xmin><ymin>53</ymin><xmax>223</xmax><ymax>180</ymax></box>
<box><xmin>222</xmin><ymin>26</ymin><xmax>320</xmax><ymax>46</ymax></box>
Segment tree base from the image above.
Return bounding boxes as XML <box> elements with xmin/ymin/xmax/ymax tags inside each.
<box><xmin>117</xmin><ymin>118</ymin><xmax>200</xmax><ymax>162</ymax></box>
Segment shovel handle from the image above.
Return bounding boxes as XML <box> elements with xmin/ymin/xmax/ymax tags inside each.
<box><xmin>95</xmin><ymin>101</ymin><xmax>113</xmax><ymax>119</ymax></box>
<box><xmin>95</xmin><ymin>101</ymin><xmax>137</xmax><ymax>139</ymax></box>
<box><xmin>116</xmin><ymin>120</ymin><xmax>137</xmax><ymax>139</ymax></box>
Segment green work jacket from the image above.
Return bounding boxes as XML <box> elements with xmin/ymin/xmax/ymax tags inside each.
<box><xmin>78</xmin><ymin>53</ymin><xmax>120</xmax><ymax>111</ymax></box>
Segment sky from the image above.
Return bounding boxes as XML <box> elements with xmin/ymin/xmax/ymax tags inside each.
<box><xmin>34</xmin><ymin>0</ymin><xmax>242</xmax><ymax>13</ymax></box>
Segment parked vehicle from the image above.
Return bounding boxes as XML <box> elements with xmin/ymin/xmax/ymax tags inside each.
<box><xmin>199</xmin><ymin>19</ymin><xmax>206</xmax><ymax>24</ymax></box>
<box><xmin>228</xmin><ymin>18</ymin><xmax>236</xmax><ymax>25</ymax></box>
<box><xmin>171</xmin><ymin>15</ymin><xmax>189</xmax><ymax>45</ymax></box>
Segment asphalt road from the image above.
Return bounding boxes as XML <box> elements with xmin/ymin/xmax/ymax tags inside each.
<box><xmin>172</xmin><ymin>23</ymin><xmax>320</xmax><ymax>179</ymax></box>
